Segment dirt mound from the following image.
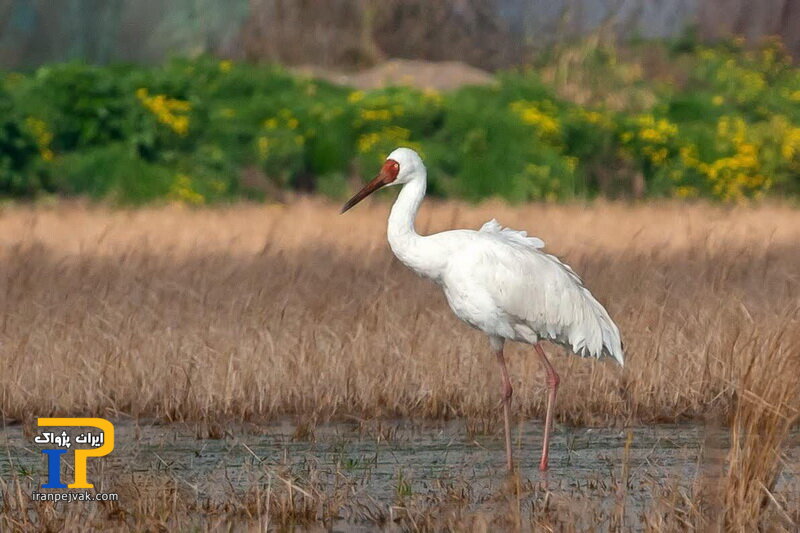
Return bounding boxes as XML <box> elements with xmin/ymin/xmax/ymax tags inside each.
<box><xmin>294</xmin><ymin>59</ymin><xmax>495</xmax><ymax>91</ymax></box>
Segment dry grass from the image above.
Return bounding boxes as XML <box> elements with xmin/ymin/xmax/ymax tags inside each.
<box><xmin>0</xmin><ymin>198</ymin><xmax>798</xmax><ymax>529</ymax></box>
<box><xmin>1</xmin><ymin>199</ymin><xmax>797</xmax><ymax>425</ymax></box>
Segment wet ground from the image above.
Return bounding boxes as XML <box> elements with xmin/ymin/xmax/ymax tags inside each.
<box><xmin>2</xmin><ymin>419</ymin><xmax>798</xmax><ymax>525</ymax></box>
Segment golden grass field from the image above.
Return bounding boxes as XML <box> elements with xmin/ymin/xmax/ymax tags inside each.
<box><xmin>0</xmin><ymin>199</ymin><xmax>798</xmax><ymax>530</ymax></box>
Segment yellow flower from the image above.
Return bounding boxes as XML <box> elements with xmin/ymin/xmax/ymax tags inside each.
<box><xmin>712</xmin><ymin>95</ymin><xmax>724</xmax><ymax>106</ymax></box>
<box><xmin>633</xmin><ymin>115</ymin><xmax>677</xmax><ymax>143</ymax></box>
<box><xmin>716</xmin><ymin>116</ymin><xmax>746</xmax><ymax>145</ymax></box>
<box><xmin>357</xmin><ymin>132</ymin><xmax>380</xmax><ymax>153</ymax></box>
<box><xmin>136</xmin><ymin>88</ymin><xmax>191</xmax><ymax>136</ymax></box>
<box><xmin>639</xmin><ymin>128</ymin><xmax>661</xmax><ymax>142</ymax></box>
<box><xmin>169</xmin><ymin>174</ymin><xmax>204</xmax><ymax>205</ymax></box>
<box><xmin>422</xmin><ymin>88</ymin><xmax>442</xmax><ymax>105</ymax></box>
<box><xmin>219</xmin><ymin>60</ymin><xmax>232</xmax><ymax>73</ymax></box>
<box><xmin>578</xmin><ymin>109</ymin><xmax>612</xmax><ymax>129</ymax></box>
<box><xmin>780</xmin><ymin>127</ymin><xmax>800</xmax><ymax>161</ymax></box>
<box><xmin>348</xmin><ymin>91</ymin><xmax>365</xmax><ymax>103</ymax></box>
<box><xmin>360</xmin><ymin>109</ymin><xmax>393</xmax><ymax>121</ymax></box>
<box><xmin>356</xmin><ymin>126</ymin><xmax>416</xmax><ymax>157</ymax></box>
<box><xmin>24</xmin><ymin>117</ymin><xmax>54</xmax><ymax>160</ymax></box>
<box><xmin>257</xmin><ymin>136</ymin><xmax>270</xmax><ymax>157</ymax></box>
<box><xmin>649</xmin><ymin>147</ymin><xmax>668</xmax><ymax>165</ymax></box>
<box><xmin>510</xmin><ymin>101</ymin><xmax>560</xmax><ymax>138</ymax></box>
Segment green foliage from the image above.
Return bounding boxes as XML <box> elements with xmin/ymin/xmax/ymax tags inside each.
<box><xmin>432</xmin><ymin>83</ymin><xmax>573</xmax><ymax>201</ymax></box>
<box><xmin>13</xmin><ymin>64</ymin><xmax>129</xmax><ymax>151</ymax></box>
<box><xmin>0</xmin><ymin>86</ymin><xmax>40</xmax><ymax>195</ymax></box>
<box><xmin>49</xmin><ymin>144</ymin><xmax>174</xmax><ymax>203</ymax></box>
<box><xmin>1</xmin><ymin>41</ymin><xmax>799</xmax><ymax>204</ymax></box>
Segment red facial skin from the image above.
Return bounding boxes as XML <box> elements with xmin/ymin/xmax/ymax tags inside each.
<box><xmin>340</xmin><ymin>159</ymin><xmax>400</xmax><ymax>213</ymax></box>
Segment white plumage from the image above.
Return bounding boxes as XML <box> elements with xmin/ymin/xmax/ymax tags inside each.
<box><xmin>443</xmin><ymin>218</ymin><xmax>622</xmax><ymax>365</ymax></box>
<box><xmin>342</xmin><ymin>147</ymin><xmax>624</xmax><ymax>472</ymax></box>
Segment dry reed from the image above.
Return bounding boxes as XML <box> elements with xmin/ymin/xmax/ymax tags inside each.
<box><xmin>0</xmin><ymin>198</ymin><xmax>798</xmax><ymax>530</ymax></box>
<box><xmin>1</xmin><ymin>199</ymin><xmax>797</xmax><ymax>426</ymax></box>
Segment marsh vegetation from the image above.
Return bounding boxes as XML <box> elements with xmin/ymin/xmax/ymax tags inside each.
<box><xmin>0</xmin><ymin>200</ymin><xmax>798</xmax><ymax>529</ymax></box>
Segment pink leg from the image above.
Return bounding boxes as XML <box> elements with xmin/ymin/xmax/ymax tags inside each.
<box><xmin>534</xmin><ymin>343</ymin><xmax>560</xmax><ymax>471</ymax></box>
<box><xmin>494</xmin><ymin>347</ymin><xmax>514</xmax><ymax>472</ymax></box>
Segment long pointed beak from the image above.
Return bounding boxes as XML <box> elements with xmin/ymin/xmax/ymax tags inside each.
<box><xmin>340</xmin><ymin>173</ymin><xmax>388</xmax><ymax>214</ymax></box>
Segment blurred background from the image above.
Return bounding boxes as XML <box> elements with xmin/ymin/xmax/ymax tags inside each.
<box><xmin>3</xmin><ymin>0</ymin><xmax>799</xmax><ymax>69</ymax></box>
<box><xmin>0</xmin><ymin>0</ymin><xmax>799</xmax><ymax>203</ymax></box>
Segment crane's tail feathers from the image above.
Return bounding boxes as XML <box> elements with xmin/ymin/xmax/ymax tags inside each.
<box><xmin>595</xmin><ymin>304</ymin><xmax>624</xmax><ymax>367</ymax></box>
<box><xmin>572</xmin><ymin>288</ymin><xmax>624</xmax><ymax>367</ymax></box>
<box><xmin>601</xmin><ymin>322</ymin><xmax>625</xmax><ymax>367</ymax></box>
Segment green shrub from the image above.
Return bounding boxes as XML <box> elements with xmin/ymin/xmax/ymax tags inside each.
<box><xmin>0</xmin><ymin>88</ymin><xmax>40</xmax><ymax>195</ymax></box>
<box><xmin>11</xmin><ymin>63</ymin><xmax>129</xmax><ymax>152</ymax></box>
<box><xmin>49</xmin><ymin>144</ymin><xmax>173</xmax><ymax>203</ymax></box>
<box><xmin>1</xmin><ymin>40</ymin><xmax>799</xmax><ymax>203</ymax></box>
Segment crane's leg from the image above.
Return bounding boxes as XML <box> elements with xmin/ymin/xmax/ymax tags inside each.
<box><xmin>493</xmin><ymin>344</ymin><xmax>514</xmax><ymax>472</ymax></box>
<box><xmin>534</xmin><ymin>343</ymin><xmax>560</xmax><ymax>471</ymax></box>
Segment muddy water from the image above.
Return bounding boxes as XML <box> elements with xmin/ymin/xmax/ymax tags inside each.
<box><xmin>2</xmin><ymin>419</ymin><xmax>798</xmax><ymax>519</ymax></box>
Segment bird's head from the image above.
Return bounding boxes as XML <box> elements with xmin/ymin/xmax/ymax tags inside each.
<box><xmin>341</xmin><ymin>147</ymin><xmax>424</xmax><ymax>213</ymax></box>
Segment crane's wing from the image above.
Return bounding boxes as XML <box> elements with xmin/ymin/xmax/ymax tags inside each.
<box><xmin>480</xmin><ymin>219</ymin><xmax>545</xmax><ymax>250</ymax></box>
<box><xmin>475</xmin><ymin>219</ymin><xmax>624</xmax><ymax>365</ymax></box>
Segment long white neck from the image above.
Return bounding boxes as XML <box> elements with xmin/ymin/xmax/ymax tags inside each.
<box><xmin>388</xmin><ymin>173</ymin><xmax>426</xmax><ymax>240</ymax></box>
<box><xmin>387</xmin><ymin>171</ymin><xmax>441</xmax><ymax>279</ymax></box>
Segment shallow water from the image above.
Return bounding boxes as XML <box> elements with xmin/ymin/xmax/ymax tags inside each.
<box><xmin>2</xmin><ymin>419</ymin><xmax>798</xmax><ymax>525</ymax></box>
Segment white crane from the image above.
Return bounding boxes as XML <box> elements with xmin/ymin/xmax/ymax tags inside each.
<box><xmin>341</xmin><ymin>147</ymin><xmax>624</xmax><ymax>472</ymax></box>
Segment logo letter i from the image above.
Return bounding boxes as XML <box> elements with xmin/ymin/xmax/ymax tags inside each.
<box><xmin>41</xmin><ymin>449</ymin><xmax>68</xmax><ymax>489</ymax></box>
